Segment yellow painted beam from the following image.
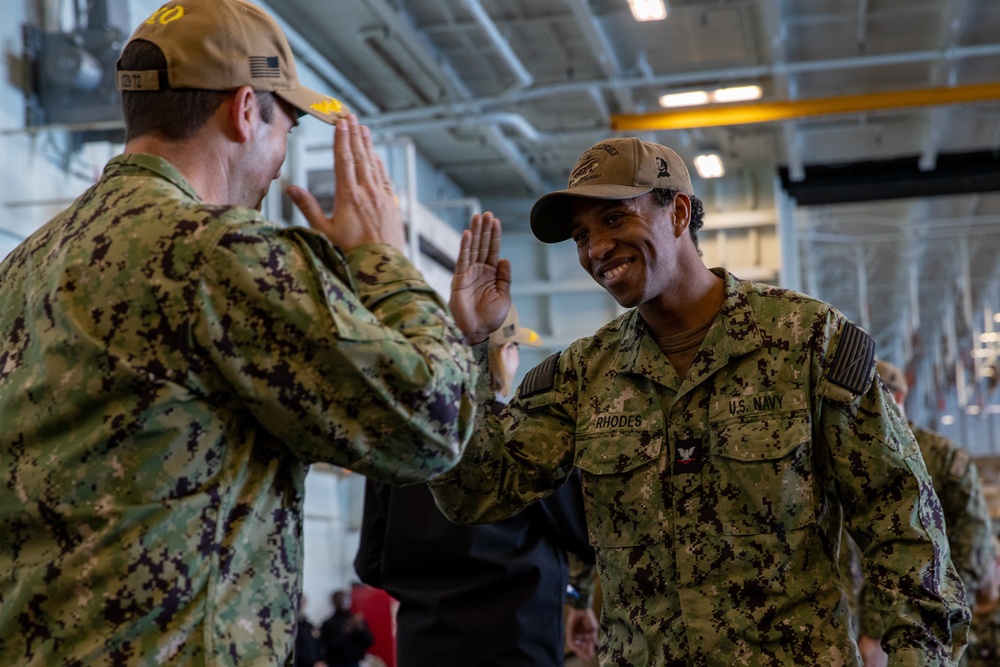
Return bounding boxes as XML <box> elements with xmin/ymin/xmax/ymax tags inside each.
<box><xmin>610</xmin><ymin>81</ymin><xmax>1000</xmax><ymax>131</ymax></box>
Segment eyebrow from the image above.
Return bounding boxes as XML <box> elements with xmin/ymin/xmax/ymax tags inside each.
<box><xmin>572</xmin><ymin>199</ymin><xmax>630</xmax><ymax>220</ymax></box>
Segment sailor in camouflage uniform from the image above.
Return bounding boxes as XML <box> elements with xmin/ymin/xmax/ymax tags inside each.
<box><xmin>966</xmin><ymin>536</ymin><xmax>1000</xmax><ymax>667</ymax></box>
<box><xmin>431</xmin><ymin>137</ymin><xmax>970</xmax><ymax>666</ymax></box>
<box><xmin>857</xmin><ymin>362</ymin><xmax>994</xmax><ymax>665</ymax></box>
<box><xmin>0</xmin><ymin>1</ymin><xmax>475</xmax><ymax>665</ymax></box>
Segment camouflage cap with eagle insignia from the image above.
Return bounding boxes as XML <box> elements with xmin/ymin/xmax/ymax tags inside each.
<box><xmin>116</xmin><ymin>0</ymin><xmax>350</xmax><ymax>125</ymax></box>
<box><xmin>529</xmin><ymin>137</ymin><xmax>695</xmax><ymax>243</ymax></box>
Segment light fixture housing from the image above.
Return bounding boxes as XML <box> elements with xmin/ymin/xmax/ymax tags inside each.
<box><xmin>628</xmin><ymin>0</ymin><xmax>668</xmax><ymax>22</ymax></box>
<box><xmin>693</xmin><ymin>151</ymin><xmax>725</xmax><ymax>179</ymax></box>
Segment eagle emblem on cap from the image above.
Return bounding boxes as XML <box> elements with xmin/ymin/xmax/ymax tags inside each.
<box><xmin>569</xmin><ymin>156</ymin><xmax>602</xmax><ymax>188</ymax></box>
<box><xmin>310</xmin><ymin>97</ymin><xmax>345</xmax><ymax>115</ymax></box>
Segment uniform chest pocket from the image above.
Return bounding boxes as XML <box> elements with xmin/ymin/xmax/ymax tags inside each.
<box><xmin>710</xmin><ymin>414</ymin><xmax>815</xmax><ymax>536</ymax></box>
<box><xmin>575</xmin><ymin>433</ymin><xmax>665</xmax><ymax>547</ymax></box>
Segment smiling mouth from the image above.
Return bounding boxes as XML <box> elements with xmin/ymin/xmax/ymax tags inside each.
<box><xmin>602</xmin><ymin>261</ymin><xmax>631</xmax><ymax>282</ymax></box>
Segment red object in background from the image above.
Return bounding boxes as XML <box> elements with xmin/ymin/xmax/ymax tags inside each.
<box><xmin>351</xmin><ymin>584</ymin><xmax>398</xmax><ymax>667</ymax></box>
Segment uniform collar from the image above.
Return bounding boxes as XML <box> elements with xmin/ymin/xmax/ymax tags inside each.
<box><xmin>615</xmin><ymin>268</ymin><xmax>764</xmax><ymax>392</ymax></box>
<box><xmin>103</xmin><ymin>153</ymin><xmax>202</xmax><ymax>202</ymax></box>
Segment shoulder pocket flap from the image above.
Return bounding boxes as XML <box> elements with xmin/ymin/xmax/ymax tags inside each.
<box><xmin>714</xmin><ymin>415</ymin><xmax>810</xmax><ymax>462</ymax></box>
<box><xmin>575</xmin><ymin>434</ymin><xmax>663</xmax><ymax>475</ymax></box>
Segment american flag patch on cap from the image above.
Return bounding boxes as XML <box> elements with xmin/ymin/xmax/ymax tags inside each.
<box><xmin>250</xmin><ymin>56</ymin><xmax>280</xmax><ymax>78</ymax></box>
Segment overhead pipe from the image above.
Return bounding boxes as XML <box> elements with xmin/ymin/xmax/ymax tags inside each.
<box><xmin>479</xmin><ymin>124</ymin><xmax>548</xmax><ymax>194</ymax></box>
<box><xmin>369</xmin><ymin>111</ymin><xmax>546</xmax><ymax>144</ymax></box>
<box><xmin>919</xmin><ymin>0</ymin><xmax>969</xmax><ymax>171</ymax></box>
<box><xmin>361</xmin><ymin>41</ymin><xmax>1000</xmax><ymax>131</ymax></box>
<box><xmin>563</xmin><ymin>0</ymin><xmax>634</xmax><ymax>114</ymax></box>
<box><xmin>759</xmin><ymin>0</ymin><xmax>804</xmax><ymax>182</ymax></box>
<box><xmin>362</xmin><ymin>0</ymin><xmax>473</xmax><ymax>103</ymax></box>
<box><xmin>261</xmin><ymin>2</ymin><xmax>380</xmax><ymax>115</ymax></box>
<box><xmin>459</xmin><ymin>0</ymin><xmax>532</xmax><ymax>93</ymax></box>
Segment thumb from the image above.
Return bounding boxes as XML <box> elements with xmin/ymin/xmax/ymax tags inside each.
<box><xmin>496</xmin><ymin>258</ymin><xmax>512</xmax><ymax>299</ymax></box>
<box><xmin>286</xmin><ymin>185</ymin><xmax>329</xmax><ymax>232</ymax></box>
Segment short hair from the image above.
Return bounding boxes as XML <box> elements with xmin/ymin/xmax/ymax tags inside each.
<box><xmin>118</xmin><ymin>39</ymin><xmax>276</xmax><ymax>142</ymax></box>
<box><xmin>651</xmin><ymin>187</ymin><xmax>706</xmax><ymax>256</ymax></box>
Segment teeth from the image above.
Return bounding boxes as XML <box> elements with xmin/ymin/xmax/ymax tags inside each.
<box><xmin>603</xmin><ymin>263</ymin><xmax>628</xmax><ymax>280</ymax></box>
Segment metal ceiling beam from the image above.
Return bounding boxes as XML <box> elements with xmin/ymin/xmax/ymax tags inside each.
<box><xmin>778</xmin><ymin>150</ymin><xmax>1000</xmax><ymax>206</ymax></box>
<box><xmin>459</xmin><ymin>0</ymin><xmax>532</xmax><ymax>92</ymax></box>
<box><xmin>361</xmin><ymin>40</ymin><xmax>1000</xmax><ymax>130</ymax></box>
<box><xmin>611</xmin><ymin>81</ymin><xmax>1000</xmax><ymax>131</ymax></box>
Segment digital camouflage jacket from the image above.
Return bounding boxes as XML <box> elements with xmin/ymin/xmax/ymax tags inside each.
<box><xmin>858</xmin><ymin>425</ymin><xmax>994</xmax><ymax>664</ymax></box>
<box><xmin>430</xmin><ymin>269</ymin><xmax>969</xmax><ymax>667</ymax></box>
<box><xmin>0</xmin><ymin>153</ymin><xmax>476</xmax><ymax>666</ymax></box>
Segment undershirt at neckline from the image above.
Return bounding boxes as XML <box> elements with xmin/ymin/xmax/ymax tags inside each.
<box><xmin>651</xmin><ymin>311</ymin><xmax>718</xmax><ymax>379</ymax></box>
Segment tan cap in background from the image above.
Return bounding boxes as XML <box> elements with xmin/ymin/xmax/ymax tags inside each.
<box><xmin>529</xmin><ymin>137</ymin><xmax>694</xmax><ymax>244</ymax></box>
<box><xmin>489</xmin><ymin>305</ymin><xmax>543</xmax><ymax>348</ymax></box>
<box><xmin>876</xmin><ymin>360</ymin><xmax>909</xmax><ymax>395</ymax></box>
<box><xmin>116</xmin><ymin>0</ymin><xmax>349</xmax><ymax>125</ymax></box>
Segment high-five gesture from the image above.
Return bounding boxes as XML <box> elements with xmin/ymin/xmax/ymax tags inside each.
<box><xmin>449</xmin><ymin>212</ymin><xmax>511</xmax><ymax>345</ymax></box>
<box><xmin>287</xmin><ymin>114</ymin><xmax>406</xmax><ymax>252</ymax></box>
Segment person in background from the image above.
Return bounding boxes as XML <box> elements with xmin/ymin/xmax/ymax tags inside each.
<box><xmin>966</xmin><ymin>535</ymin><xmax>1000</xmax><ymax>666</ymax></box>
<box><xmin>432</xmin><ymin>136</ymin><xmax>970</xmax><ymax>665</ymax></box>
<box><xmin>858</xmin><ymin>361</ymin><xmax>995</xmax><ymax>666</ymax></box>
<box><xmin>320</xmin><ymin>590</ymin><xmax>374</xmax><ymax>667</ymax></box>
<box><xmin>355</xmin><ymin>305</ymin><xmax>599</xmax><ymax>666</ymax></box>
<box><xmin>296</xmin><ymin>594</ymin><xmax>328</xmax><ymax>667</ymax></box>
<box><xmin>0</xmin><ymin>1</ymin><xmax>477</xmax><ymax>664</ymax></box>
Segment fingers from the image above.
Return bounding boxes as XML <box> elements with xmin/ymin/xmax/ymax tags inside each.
<box><xmin>476</xmin><ymin>214</ymin><xmax>493</xmax><ymax>264</ymax></box>
<box><xmin>454</xmin><ymin>228</ymin><xmax>473</xmax><ymax>276</ymax></box>
<box><xmin>486</xmin><ymin>214</ymin><xmax>502</xmax><ymax>267</ymax></box>
<box><xmin>373</xmin><ymin>152</ymin><xmax>394</xmax><ymax>194</ymax></box>
<box><xmin>466</xmin><ymin>213</ymin><xmax>483</xmax><ymax>263</ymax></box>
<box><xmin>352</xmin><ymin>120</ymin><xmax>375</xmax><ymax>187</ymax></box>
<box><xmin>462</xmin><ymin>212</ymin><xmax>502</xmax><ymax>266</ymax></box>
<box><xmin>333</xmin><ymin>116</ymin><xmax>358</xmax><ymax>194</ymax></box>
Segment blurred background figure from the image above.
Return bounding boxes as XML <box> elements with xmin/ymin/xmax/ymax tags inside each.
<box><xmin>296</xmin><ymin>594</ymin><xmax>327</xmax><ymax>667</ymax></box>
<box><xmin>858</xmin><ymin>360</ymin><xmax>996</xmax><ymax>667</ymax></box>
<box><xmin>966</xmin><ymin>534</ymin><xmax>1000</xmax><ymax>666</ymax></box>
<box><xmin>321</xmin><ymin>590</ymin><xmax>374</xmax><ymax>667</ymax></box>
<box><xmin>355</xmin><ymin>304</ymin><xmax>598</xmax><ymax>667</ymax></box>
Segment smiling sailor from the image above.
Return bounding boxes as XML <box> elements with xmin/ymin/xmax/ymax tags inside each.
<box><xmin>431</xmin><ymin>136</ymin><xmax>970</xmax><ymax>667</ymax></box>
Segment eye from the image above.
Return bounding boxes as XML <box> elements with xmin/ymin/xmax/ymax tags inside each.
<box><xmin>572</xmin><ymin>229</ymin><xmax>589</xmax><ymax>245</ymax></box>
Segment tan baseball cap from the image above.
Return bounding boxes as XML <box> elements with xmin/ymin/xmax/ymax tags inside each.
<box><xmin>876</xmin><ymin>360</ymin><xmax>909</xmax><ymax>395</ymax></box>
<box><xmin>530</xmin><ymin>137</ymin><xmax>694</xmax><ymax>243</ymax></box>
<box><xmin>116</xmin><ymin>0</ymin><xmax>350</xmax><ymax>125</ymax></box>
<box><xmin>489</xmin><ymin>305</ymin><xmax>543</xmax><ymax>348</ymax></box>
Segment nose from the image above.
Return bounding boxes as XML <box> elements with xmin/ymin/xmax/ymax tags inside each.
<box><xmin>588</xmin><ymin>228</ymin><xmax>614</xmax><ymax>260</ymax></box>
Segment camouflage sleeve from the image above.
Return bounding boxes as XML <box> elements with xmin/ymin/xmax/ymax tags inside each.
<box><xmin>937</xmin><ymin>443</ymin><xmax>996</xmax><ymax>601</ymax></box>
<box><xmin>192</xmin><ymin>223</ymin><xmax>477</xmax><ymax>484</ymax></box>
<box><xmin>857</xmin><ymin>581</ymin><xmax>886</xmax><ymax>639</ymax></box>
<box><xmin>815</xmin><ymin>320</ymin><xmax>970</xmax><ymax>665</ymax></box>
<box><xmin>429</xmin><ymin>345</ymin><xmax>578</xmax><ymax>524</ymax></box>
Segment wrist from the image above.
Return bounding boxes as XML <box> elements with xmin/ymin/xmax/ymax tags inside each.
<box><xmin>565</xmin><ymin>584</ymin><xmax>590</xmax><ymax>610</ymax></box>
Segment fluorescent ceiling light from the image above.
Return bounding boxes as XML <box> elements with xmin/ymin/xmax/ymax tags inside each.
<box><xmin>693</xmin><ymin>152</ymin><xmax>725</xmax><ymax>178</ymax></box>
<box><xmin>659</xmin><ymin>90</ymin><xmax>710</xmax><ymax>108</ymax></box>
<box><xmin>712</xmin><ymin>85</ymin><xmax>763</xmax><ymax>103</ymax></box>
<box><xmin>628</xmin><ymin>0</ymin><xmax>668</xmax><ymax>21</ymax></box>
<box><xmin>659</xmin><ymin>85</ymin><xmax>763</xmax><ymax>109</ymax></box>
